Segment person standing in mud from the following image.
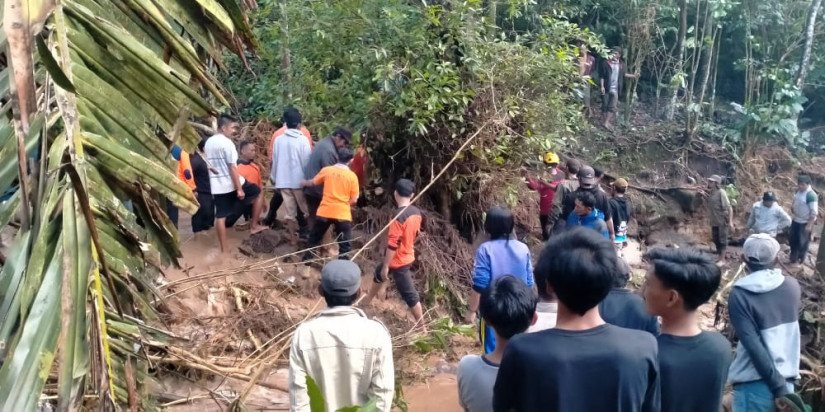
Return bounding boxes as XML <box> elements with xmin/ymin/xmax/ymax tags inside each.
<box><xmin>363</xmin><ymin>179</ymin><xmax>425</xmax><ymax>325</ymax></box>
<box><xmin>205</xmin><ymin>114</ymin><xmax>266</xmax><ymax>253</ymax></box>
<box><xmin>789</xmin><ymin>175</ymin><xmax>818</xmax><ymax>265</ymax></box>
<box><xmin>271</xmin><ymin>108</ymin><xmax>312</xmax><ymax>246</ymax></box>
<box><xmin>598</xmin><ymin>46</ymin><xmax>639</xmax><ymax>131</ymax></box>
<box><xmin>300</xmin><ymin>147</ymin><xmax>359</xmax><ymax>262</ymax></box>
<box><xmin>464</xmin><ymin>207</ymin><xmax>533</xmax><ymax>354</ymax></box>
<box><xmin>707</xmin><ymin>175</ymin><xmax>733</xmax><ymax>263</ymax></box>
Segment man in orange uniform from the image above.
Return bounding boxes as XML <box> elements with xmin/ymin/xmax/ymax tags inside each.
<box><xmin>230</xmin><ymin>140</ymin><xmax>267</xmax><ymax>230</ymax></box>
<box><xmin>363</xmin><ymin>179</ymin><xmax>424</xmax><ymax>324</ymax></box>
<box><xmin>300</xmin><ymin>147</ymin><xmax>360</xmax><ymax>262</ymax></box>
<box><xmin>168</xmin><ymin>144</ymin><xmax>195</xmax><ymax>228</ymax></box>
<box><xmin>264</xmin><ymin>108</ymin><xmax>313</xmax><ymax>232</ymax></box>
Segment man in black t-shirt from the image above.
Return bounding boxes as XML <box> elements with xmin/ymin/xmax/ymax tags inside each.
<box><xmin>493</xmin><ymin>228</ymin><xmax>659</xmax><ymax>412</ymax></box>
<box><xmin>599</xmin><ymin>259</ymin><xmax>659</xmax><ymax>335</ymax></box>
<box><xmin>642</xmin><ymin>247</ymin><xmax>731</xmax><ymax>412</ymax></box>
<box><xmin>560</xmin><ymin>166</ymin><xmax>615</xmax><ymax>241</ymax></box>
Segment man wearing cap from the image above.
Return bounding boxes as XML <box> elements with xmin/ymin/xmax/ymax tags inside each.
<box><xmin>559</xmin><ymin>165</ymin><xmax>615</xmax><ymax>240</ymax></box>
<box><xmin>609</xmin><ymin>177</ymin><xmax>634</xmax><ymax>254</ymax></box>
<box><xmin>747</xmin><ymin>191</ymin><xmax>791</xmax><ymax>238</ymax></box>
<box><xmin>549</xmin><ymin>158</ymin><xmax>581</xmax><ymax>234</ymax></box>
<box><xmin>728</xmin><ymin>234</ymin><xmax>801</xmax><ymax>411</ymax></box>
<box><xmin>303</xmin><ymin>127</ymin><xmax>353</xmax><ymax>224</ymax></box>
<box><xmin>364</xmin><ymin>179</ymin><xmax>425</xmax><ymax>325</ymax></box>
<box><xmin>289</xmin><ymin>260</ymin><xmax>394</xmax><ymax>412</ymax></box>
<box><xmin>707</xmin><ymin>175</ymin><xmax>733</xmax><ymax>262</ymax></box>
<box><xmin>789</xmin><ymin>175</ymin><xmax>818</xmax><ymax>265</ymax></box>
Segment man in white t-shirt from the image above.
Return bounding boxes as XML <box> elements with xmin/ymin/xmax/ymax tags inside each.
<box><xmin>205</xmin><ymin>115</ymin><xmax>265</xmax><ymax>253</ymax></box>
<box><xmin>271</xmin><ymin>108</ymin><xmax>312</xmax><ymax>245</ymax></box>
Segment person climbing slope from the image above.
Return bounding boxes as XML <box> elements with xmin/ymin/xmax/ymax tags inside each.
<box><xmin>363</xmin><ymin>179</ymin><xmax>425</xmax><ymax>325</ymax></box>
<box><xmin>526</xmin><ymin>151</ymin><xmax>564</xmax><ymax>240</ymax></box>
<box><xmin>464</xmin><ymin>207</ymin><xmax>533</xmax><ymax>354</ymax></box>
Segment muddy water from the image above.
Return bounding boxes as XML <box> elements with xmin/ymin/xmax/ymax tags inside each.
<box><xmin>404</xmin><ymin>374</ymin><xmax>462</xmax><ymax>412</ymax></box>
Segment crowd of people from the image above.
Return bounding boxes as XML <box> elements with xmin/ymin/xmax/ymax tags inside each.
<box><xmin>168</xmin><ymin>109</ymin><xmax>815</xmax><ymax>412</ymax></box>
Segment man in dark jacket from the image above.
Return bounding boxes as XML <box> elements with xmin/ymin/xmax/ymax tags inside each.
<box><xmin>560</xmin><ymin>166</ymin><xmax>615</xmax><ymax>241</ymax></box>
<box><xmin>609</xmin><ymin>178</ymin><xmax>634</xmax><ymax>256</ymax></box>
<box><xmin>303</xmin><ymin>127</ymin><xmax>352</xmax><ymax>225</ymax></box>
<box><xmin>598</xmin><ymin>47</ymin><xmax>639</xmax><ymax>131</ymax></box>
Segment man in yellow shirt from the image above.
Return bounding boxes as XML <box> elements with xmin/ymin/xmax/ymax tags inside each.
<box><xmin>300</xmin><ymin>147</ymin><xmax>359</xmax><ymax>262</ymax></box>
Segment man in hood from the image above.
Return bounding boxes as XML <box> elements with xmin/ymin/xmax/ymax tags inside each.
<box><xmin>747</xmin><ymin>191</ymin><xmax>791</xmax><ymax>238</ymax></box>
<box><xmin>728</xmin><ymin>234</ymin><xmax>800</xmax><ymax>411</ymax></box>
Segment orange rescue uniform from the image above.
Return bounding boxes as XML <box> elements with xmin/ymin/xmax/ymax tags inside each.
<box><xmin>312</xmin><ymin>164</ymin><xmax>359</xmax><ymax>222</ymax></box>
<box><xmin>387</xmin><ymin>206</ymin><xmax>422</xmax><ymax>269</ymax></box>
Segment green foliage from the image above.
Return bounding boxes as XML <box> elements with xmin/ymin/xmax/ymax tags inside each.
<box><xmin>742</xmin><ymin>81</ymin><xmax>808</xmax><ymax>149</ymax></box>
<box><xmin>412</xmin><ymin>317</ymin><xmax>475</xmax><ymax>354</ymax></box>
<box><xmin>224</xmin><ymin>0</ymin><xmax>591</xmax><ymax>218</ymax></box>
<box><xmin>306</xmin><ymin>376</ymin><xmax>379</xmax><ymax>412</ymax></box>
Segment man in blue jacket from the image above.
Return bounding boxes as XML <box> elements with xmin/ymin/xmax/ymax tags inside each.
<box><xmin>567</xmin><ymin>191</ymin><xmax>610</xmax><ymax>239</ymax></box>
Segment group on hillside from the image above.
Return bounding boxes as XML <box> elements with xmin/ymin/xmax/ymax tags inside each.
<box><xmin>171</xmin><ymin>108</ymin><xmax>813</xmax><ymax>412</ymax></box>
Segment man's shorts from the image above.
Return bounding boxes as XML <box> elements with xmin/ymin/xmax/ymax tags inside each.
<box><xmin>214</xmin><ymin>181</ymin><xmax>260</xmax><ymax>219</ymax></box>
<box><xmin>602</xmin><ymin>91</ymin><xmax>619</xmax><ymax>113</ymax></box>
<box><xmin>280</xmin><ymin>188</ymin><xmax>309</xmax><ymax>222</ymax></box>
<box><xmin>374</xmin><ymin>264</ymin><xmax>419</xmax><ymax>308</ymax></box>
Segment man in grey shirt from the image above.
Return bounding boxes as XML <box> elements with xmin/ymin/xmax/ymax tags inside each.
<box><xmin>457</xmin><ymin>276</ymin><xmax>537</xmax><ymax>412</ymax></box>
<box><xmin>728</xmin><ymin>234</ymin><xmax>800</xmax><ymax>411</ymax></box>
<box><xmin>304</xmin><ymin>127</ymin><xmax>352</xmax><ymax>222</ymax></box>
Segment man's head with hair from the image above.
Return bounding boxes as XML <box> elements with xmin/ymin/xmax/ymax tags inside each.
<box><xmin>565</xmin><ymin>158</ymin><xmax>581</xmax><ymax>176</ymax></box>
<box><xmin>612</xmin><ymin>257</ymin><xmax>631</xmax><ymax>289</ymax></box>
<box><xmin>798</xmin><ymin>174</ymin><xmax>812</xmax><ymax>191</ymax></box>
<box><xmin>283</xmin><ymin>108</ymin><xmax>302</xmax><ymax>129</ymax></box>
<box><xmin>337</xmin><ymin>147</ymin><xmax>354</xmax><ymax>164</ymax></box>
<box><xmin>485</xmin><ymin>207</ymin><xmax>515</xmax><ymax>241</ymax></box>
<box><xmin>218</xmin><ymin>114</ymin><xmax>239</xmax><ymax>137</ymax></box>
<box><xmin>394</xmin><ymin>179</ymin><xmax>415</xmax><ymax>200</ymax></box>
<box><xmin>535</xmin><ymin>228</ymin><xmax>617</xmax><ymax>316</ymax></box>
<box><xmin>762</xmin><ymin>191</ymin><xmax>776</xmax><ymax>207</ymax></box>
<box><xmin>574</xmin><ymin>191</ymin><xmax>596</xmax><ymax>216</ymax></box>
<box><xmin>610</xmin><ymin>46</ymin><xmax>622</xmax><ymax>59</ymax></box>
<box><xmin>480</xmin><ymin>276</ymin><xmax>537</xmax><ymax>340</ymax></box>
<box><xmin>239</xmin><ymin>140</ymin><xmax>256</xmax><ymax>161</ymax></box>
<box><xmin>333</xmin><ymin>127</ymin><xmax>353</xmax><ymax>148</ymax></box>
<box><xmin>594</xmin><ymin>167</ymin><xmax>604</xmax><ymax>180</ymax></box>
<box><xmin>642</xmin><ymin>248</ymin><xmax>721</xmax><ymax>316</ymax></box>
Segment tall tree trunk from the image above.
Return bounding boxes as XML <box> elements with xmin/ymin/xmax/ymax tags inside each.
<box><xmin>667</xmin><ymin>0</ymin><xmax>688</xmax><ymax>120</ymax></box>
<box><xmin>708</xmin><ymin>28</ymin><xmax>721</xmax><ymax>118</ymax></box>
<box><xmin>280</xmin><ymin>0</ymin><xmax>291</xmax><ymax>102</ymax></box>
<box><xmin>797</xmin><ymin>0</ymin><xmax>822</xmax><ymax>89</ymax></box>
<box><xmin>691</xmin><ymin>22</ymin><xmax>718</xmax><ymax>139</ymax></box>
<box><xmin>486</xmin><ymin>0</ymin><xmax>497</xmax><ymax>37</ymax></box>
